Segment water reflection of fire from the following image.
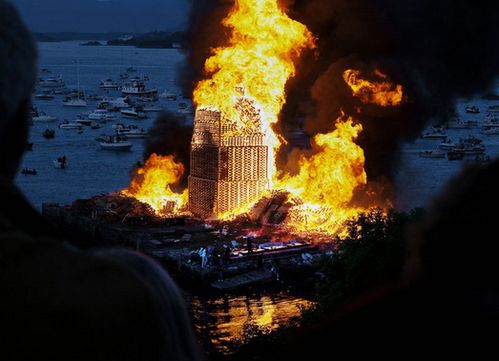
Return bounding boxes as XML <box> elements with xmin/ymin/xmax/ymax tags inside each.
<box><xmin>124</xmin><ymin>0</ymin><xmax>405</xmax><ymax>236</ymax></box>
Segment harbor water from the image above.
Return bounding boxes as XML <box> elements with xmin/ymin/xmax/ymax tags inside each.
<box><xmin>16</xmin><ymin>41</ymin><xmax>499</xmax><ymax>346</ymax></box>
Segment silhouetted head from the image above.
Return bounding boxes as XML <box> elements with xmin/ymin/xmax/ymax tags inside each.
<box><xmin>0</xmin><ymin>1</ymin><xmax>37</xmax><ymax>179</ymax></box>
<box><xmin>97</xmin><ymin>249</ymin><xmax>203</xmax><ymax>361</ymax></box>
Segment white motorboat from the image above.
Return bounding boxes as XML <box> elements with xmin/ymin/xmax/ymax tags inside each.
<box><xmin>39</xmin><ymin>77</ymin><xmax>65</xmax><ymax>88</ymax></box>
<box><xmin>32</xmin><ymin>112</ymin><xmax>57</xmax><ymax>123</ymax></box>
<box><xmin>117</xmin><ymin>128</ymin><xmax>148</xmax><ymax>138</ymax></box>
<box><xmin>74</xmin><ymin>118</ymin><xmax>92</xmax><ymax>126</ymax></box>
<box><xmin>121</xmin><ymin>81</ymin><xmax>158</xmax><ymax>96</ymax></box>
<box><xmin>159</xmin><ymin>91</ymin><xmax>177</xmax><ymax>101</ymax></box>
<box><xmin>34</xmin><ymin>91</ymin><xmax>55</xmax><ymax>100</ymax></box>
<box><xmin>99</xmin><ymin>79</ymin><xmax>121</xmax><ymax>89</ymax></box>
<box><xmin>455</xmin><ymin>144</ymin><xmax>486</xmax><ymax>155</ymax></box>
<box><xmin>421</xmin><ymin>127</ymin><xmax>447</xmax><ymax>140</ymax></box>
<box><xmin>59</xmin><ymin>121</ymin><xmax>83</xmax><ymax>130</ymax></box>
<box><xmin>100</xmin><ymin>136</ymin><xmax>133</xmax><ymax>151</ymax></box>
<box><xmin>446</xmin><ymin>119</ymin><xmax>478</xmax><ymax>129</ymax></box>
<box><xmin>143</xmin><ymin>106</ymin><xmax>164</xmax><ymax>113</ymax></box>
<box><xmin>480</xmin><ymin>126</ymin><xmax>499</xmax><ymax>135</ymax></box>
<box><xmin>439</xmin><ymin>139</ymin><xmax>457</xmax><ymax>150</ymax></box>
<box><xmin>465</xmin><ymin>105</ymin><xmax>480</xmax><ymax>114</ymax></box>
<box><xmin>107</xmin><ymin>97</ymin><xmax>131</xmax><ymax>109</ymax></box>
<box><xmin>121</xmin><ymin>107</ymin><xmax>147</xmax><ymax>119</ymax></box>
<box><xmin>488</xmin><ymin>105</ymin><xmax>499</xmax><ymax>113</ymax></box>
<box><xmin>419</xmin><ymin>150</ymin><xmax>446</xmax><ymax>159</ymax></box>
<box><xmin>87</xmin><ymin>109</ymin><xmax>117</xmax><ymax>121</ymax></box>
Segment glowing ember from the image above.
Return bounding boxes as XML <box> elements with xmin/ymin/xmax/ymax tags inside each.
<box><xmin>122</xmin><ymin>154</ymin><xmax>188</xmax><ymax>214</ymax></box>
<box><xmin>343</xmin><ymin>69</ymin><xmax>404</xmax><ymax>107</ymax></box>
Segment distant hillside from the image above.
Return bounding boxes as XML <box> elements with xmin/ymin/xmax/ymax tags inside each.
<box><xmin>38</xmin><ymin>32</ymin><xmax>132</xmax><ymax>41</ymax></box>
<box><xmin>33</xmin><ymin>33</ymin><xmax>58</xmax><ymax>42</ymax></box>
<box><xmin>107</xmin><ymin>31</ymin><xmax>187</xmax><ymax>49</ymax></box>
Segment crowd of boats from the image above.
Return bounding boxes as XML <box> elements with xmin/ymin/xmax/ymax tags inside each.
<box><xmin>418</xmin><ymin>104</ymin><xmax>499</xmax><ymax>163</ymax></box>
<box><xmin>22</xmin><ymin>67</ymin><xmax>192</xmax><ymax>176</ymax></box>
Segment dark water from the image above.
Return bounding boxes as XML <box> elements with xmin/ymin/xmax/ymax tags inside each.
<box><xmin>17</xmin><ymin>41</ymin><xmax>313</xmax><ymax>345</ymax></box>
<box><xmin>16</xmin><ymin>41</ymin><xmax>499</xmax><ymax>345</ymax></box>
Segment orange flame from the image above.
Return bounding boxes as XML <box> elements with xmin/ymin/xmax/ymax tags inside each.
<box><xmin>343</xmin><ymin>69</ymin><xmax>404</xmax><ymax>106</ymax></box>
<box><xmin>122</xmin><ymin>154</ymin><xmax>188</xmax><ymax>214</ymax></box>
<box><xmin>124</xmin><ymin>1</ymin><xmax>404</xmax><ymax>236</ymax></box>
<box><xmin>194</xmin><ymin>0</ymin><xmax>315</xmax><ymax>183</ymax></box>
<box><xmin>276</xmin><ymin>116</ymin><xmax>367</xmax><ymax>234</ymax></box>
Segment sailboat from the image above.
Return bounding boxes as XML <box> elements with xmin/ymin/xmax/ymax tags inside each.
<box><xmin>63</xmin><ymin>59</ymin><xmax>87</xmax><ymax>107</ymax></box>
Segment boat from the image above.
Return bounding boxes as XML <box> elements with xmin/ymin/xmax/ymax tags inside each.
<box><xmin>121</xmin><ymin>81</ymin><xmax>158</xmax><ymax>96</ymax></box>
<box><xmin>99</xmin><ymin>79</ymin><xmax>121</xmax><ymax>89</ymax></box>
<box><xmin>53</xmin><ymin>156</ymin><xmax>67</xmax><ymax>169</ymax></box>
<box><xmin>421</xmin><ymin>127</ymin><xmax>448</xmax><ymax>140</ymax></box>
<box><xmin>63</xmin><ymin>59</ymin><xmax>87</xmax><ymax>107</ymax></box>
<box><xmin>454</xmin><ymin>141</ymin><xmax>486</xmax><ymax>155</ymax></box>
<box><xmin>74</xmin><ymin>118</ymin><xmax>93</xmax><ymax>126</ymax></box>
<box><xmin>460</xmin><ymin>135</ymin><xmax>483</xmax><ymax>146</ymax></box>
<box><xmin>105</xmin><ymin>97</ymin><xmax>131</xmax><ymax>110</ymax></box>
<box><xmin>126</xmin><ymin>66</ymin><xmax>137</xmax><ymax>73</ymax></box>
<box><xmin>447</xmin><ymin>151</ymin><xmax>465</xmax><ymax>160</ymax></box>
<box><xmin>488</xmin><ymin>105</ymin><xmax>499</xmax><ymax>113</ymax></box>
<box><xmin>121</xmin><ymin>106</ymin><xmax>147</xmax><ymax>119</ymax></box>
<box><xmin>62</xmin><ymin>96</ymin><xmax>87</xmax><ymax>107</ymax></box>
<box><xmin>483</xmin><ymin>115</ymin><xmax>499</xmax><ymax>127</ymax></box>
<box><xmin>159</xmin><ymin>91</ymin><xmax>177</xmax><ymax>101</ymax></box>
<box><xmin>39</xmin><ymin>76</ymin><xmax>65</xmax><ymax>88</ymax></box>
<box><xmin>480</xmin><ymin>126</ymin><xmax>499</xmax><ymax>135</ymax></box>
<box><xmin>34</xmin><ymin>91</ymin><xmax>55</xmax><ymax>100</ymax></box>
<box><xmin>58</xmin><ymin>121</ymin><xmax>83</xmax><ymax>130</ymax></box>
<box><xmin>136</xmin><ymin>96</ymin><xmax>158</xmax><ymax>102</ymax></box>
<box><xmin>143</xmin><ymin>106</ymin><xmax>164</xmax><ymax>113</ymax></box>
<box><xmin>21</xmin><ymin>168</ymin><xmax>37</xmax><ymax>175</ymax></box>
<box><xmin>32</xmin><ymin>112</ymin><xmax>57</xmax><ymax>123</ymax></box>
<box><xmin>446</xmin><ymin>119</ymin><xmax>478</xmax><ymax>129</ymax></box>
<box><xmin>465</xmin><ymin>105</ymin><xmax>480</xmax><ymax>114</ymax></box>
<box><xmin>419</xmin><ymin>150</ymin><xmax>446</xmax><ymax>159</ymax></box>
<box><xmin>100</xmin><ymin>135</ymin><xmax>133</xmax><ymax>151</ymax></box>
<box><xmin>439</xmin><ymin>138</ymin><xmax>457</xmax><ymax>150</ymax></box>
<box><xmin>42</xmin><ymin>128</ymin><xmax>55</xmax><ymax>139</ymax></box>
<box><xmin>87</xmin><ymin>109</ymin><xmax>117</xmax><ymax>121</ymax></box>
<box><xmin>117</xmin><ymin>127</ymin><xmax>148</xmax><ymax>139</ymax></box>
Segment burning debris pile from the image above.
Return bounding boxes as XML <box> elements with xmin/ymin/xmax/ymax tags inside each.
<box><xmin>120</xmin><ymin>0</ymin><xmax>411</xmax><ymax>237</ymax></box>
<box><xmin>70</xmin><ymin>194</ymin><xmax>162</xmax><ymax>224</ymax></box>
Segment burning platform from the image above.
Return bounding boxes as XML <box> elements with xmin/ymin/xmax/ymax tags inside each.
<box><xmin>42</xmin><ymin>194</ymin><xmax>322</xmax><ymax>291</ymax></box>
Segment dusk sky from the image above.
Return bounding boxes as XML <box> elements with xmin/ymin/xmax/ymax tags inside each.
<box><xmin>11</xmin><ymin>0</ymin><xmax>190</xmax><ymax>33</ymax></box>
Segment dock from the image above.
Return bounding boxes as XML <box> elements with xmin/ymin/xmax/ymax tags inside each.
<box><xmin>211</xmin><ymin>269</ymin><xmax>274</xmax><ymax>291</ymax></box>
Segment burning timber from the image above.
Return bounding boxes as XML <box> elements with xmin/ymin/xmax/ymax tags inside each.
<box><xmin>42</xmin><ymin>194</ymin><xmax>323</xmax><ymax>291</ymax></box>
<box><xmin>189</xmin><ymin>107</ymin><xmax>270</xmax><ymax>219</ymax></box>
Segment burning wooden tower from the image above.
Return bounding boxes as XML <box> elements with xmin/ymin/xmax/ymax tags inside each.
<box><xmin>189</xmin><ymin>98</ymin><xmax>270</xmax><ymax>219</ymax></box>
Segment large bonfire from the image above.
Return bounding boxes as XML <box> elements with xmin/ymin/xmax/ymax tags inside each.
<box><xmin>124</xmin><ymin>0</ymin><xmax>404</xmax><ymax>236</ymax></box>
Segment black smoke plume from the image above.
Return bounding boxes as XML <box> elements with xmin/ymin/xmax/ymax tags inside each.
<box><xmin>183</xmin><ymin>0</ymin><xmax>499</xmax><ymax>205</ymax></box>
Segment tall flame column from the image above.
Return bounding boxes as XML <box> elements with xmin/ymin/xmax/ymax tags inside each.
<box><xmin>189</xmin><ymin>108</ymin><xmax>270</xmax><ymax>219</ymax></box>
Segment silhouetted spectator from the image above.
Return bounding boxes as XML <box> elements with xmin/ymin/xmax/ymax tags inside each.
<box><xmin>0</xmin><ymin>2</ymin><xmax>202</xmax><ymax>360</ymax></box>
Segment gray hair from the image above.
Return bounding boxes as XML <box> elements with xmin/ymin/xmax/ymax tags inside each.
<box><xmin>0</xmin><ymin>1</ymin><xmax>37</xmax><ymax>133</ymax></box>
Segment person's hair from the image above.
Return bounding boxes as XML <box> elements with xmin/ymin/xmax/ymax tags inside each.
<box><xmin>96</xmin><ymin>249</ymin><xmax>203</xmax><ymax>361</ymax></box>
<box><xmin>0</xmin><ymin>1</ymin><xmax>37</xmax><ymax>177</ymax></box>
<box><xmin>0</xmin><ymin>1</ymin><xmax>37</xmax><ymax>131</ymax></box>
